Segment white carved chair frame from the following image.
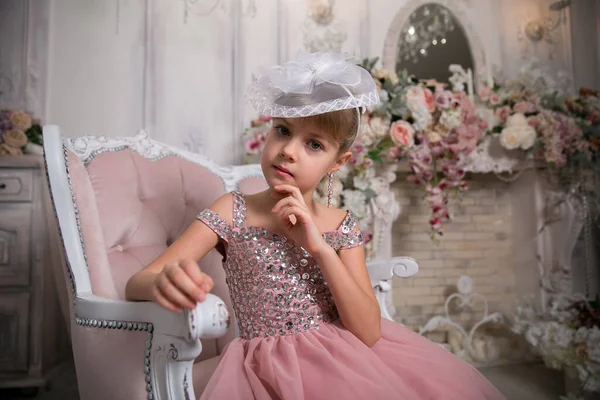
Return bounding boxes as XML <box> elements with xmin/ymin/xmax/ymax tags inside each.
<box><xmin>43</xmin><ymin>125</ymin><xmax>418</xmax><ymax>400</ymax></box>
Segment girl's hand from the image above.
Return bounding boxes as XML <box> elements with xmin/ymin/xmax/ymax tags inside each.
<box><xmin>271</xmin><ymin>184</ymin><xmax>329</xmax><ymax>256</ymax></box>
<box><xmin>151</xmin><ymin>259</ymin><xmax>214</xmax><ymax>313</ymax></box>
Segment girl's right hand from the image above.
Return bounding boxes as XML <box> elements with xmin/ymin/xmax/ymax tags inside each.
<box><xmin>151</xmin><ymin>259</ymin><xmax>214</xmax><ymax>313</ymax></box>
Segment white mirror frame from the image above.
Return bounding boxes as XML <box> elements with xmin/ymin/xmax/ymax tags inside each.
<box><xmin>382</xmin><ymin>0</ymin><xmax>488</xmax><ymax>87</ymax></box>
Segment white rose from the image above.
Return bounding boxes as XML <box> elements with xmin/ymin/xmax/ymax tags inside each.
<box><xmin>500</xmin><ymin>112</ymin><xmax>537</xmax><ymax>150</ymax></box>
<box><xmin>499</xmin><ymin>127</ymin><xmax>521</xmax><ymax>150</ymax></box>
<box><xmin>506</xmin><ymin>113</ymin><xmax>528</xmax><ymax>127</ymax></box>
<box><xmin>519</xmin><ymin>125</ymin><xmax>537</xmax><ymax>150</ymax></box>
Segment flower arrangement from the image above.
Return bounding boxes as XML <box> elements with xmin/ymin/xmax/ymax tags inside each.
<box><xmin>512</xmin><ymin>287</ymin><xmax>600</xmax><ymax>395</ymax></box>
<box><xmin>478</xmin><ymin>67</ymin><xmax>596</xmax><ymax>193</ymax></box>
<box><xmin>0</xmin><ymin>109</ymin><xmax>42</xmax><ymax>156</ymax></box>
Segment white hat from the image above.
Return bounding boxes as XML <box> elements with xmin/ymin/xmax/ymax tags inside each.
<box><xmin>247</xmin><ymin>52</ymin><xmax>380</xmax><ymax>118</ymax></box>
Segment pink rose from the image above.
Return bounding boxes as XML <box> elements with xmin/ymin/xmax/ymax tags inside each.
<box><xmin>513</xmin><ymin>101</ymin><xmax>536</xmax><ymax>114</ymax></box>
<box><xmin>527</xmin><ymin>116</ymin><xmax>539</xmax><ymax>129</ymax></box>
<box><xmin>245</xmin><ymin>138</ymin><xmax>263</xmax><ymax>154</ymax></box>
<box><xmin>490</xmin><ymin>94</ymin><xmax>501</xmax><ymax>105</ymax></box>
<box><xmin>495</xmin><ymin>106</ymin><xmax>511</xmax><ymax>123</ymax></box>
<box><xmin>389</xmin><ymin>120</ymin><xmax>415</xmax><ymax>147</ymax></box>
<box><xmin>435</xmin><ymin>89</ymin><xmax>453</xmax><ymax>109</ymax></box>
<box><xmin>423</xmin><ymin>88</ymin><xmax>435</xmax><ymax>112</ymax></box>
<box><xmin>478</xmin><ymin>86</ymin><xmax>491</xmax><ymax>101</ymax></box>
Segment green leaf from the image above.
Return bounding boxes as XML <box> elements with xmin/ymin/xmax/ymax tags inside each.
<box><xmin>25</xmin><ymin>124</ymin><xmax>43</xmax><ymax>146</ymax></box>
<box><xmin>367</xmin><ymin>150</ymin><xmax>383</xmax><ymax>164</ymax></box>
<box><xmin>383</xmin><ymin>79</ymin><xmax>396</xmax><ymax>93</ymax></box>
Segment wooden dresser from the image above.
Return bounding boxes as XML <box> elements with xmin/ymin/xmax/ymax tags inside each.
<box><xmin>0</xmin><ymin>155</ymin><xmax>67</xmax><ymax>392</ymax></box>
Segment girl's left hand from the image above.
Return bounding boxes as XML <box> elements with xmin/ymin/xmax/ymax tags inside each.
<box><xmin>271</xmin><ymin>184</ymin><xmax>328</xmax><ymax>256</ymax></box>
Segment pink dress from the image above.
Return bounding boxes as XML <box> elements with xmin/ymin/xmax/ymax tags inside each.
<box><xmin>197</xmin><ymin>191</ymin><xmax>506</xmax><ymax>400</ymax></box>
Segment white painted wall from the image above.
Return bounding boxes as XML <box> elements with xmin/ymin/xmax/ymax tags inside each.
<box><xmin>0</xmin><ymin>0</ymin><xmax>591</xmax><ymax>164</ymax></box>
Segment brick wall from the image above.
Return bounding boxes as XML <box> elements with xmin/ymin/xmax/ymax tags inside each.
<box><xmin>389</xmin><ymin>174</ymin><xmax>517</xmax><ymax>332</ymax></box>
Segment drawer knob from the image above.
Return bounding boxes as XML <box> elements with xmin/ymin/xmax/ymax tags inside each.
<box><xmin>0</xmin><ymin>183</ymin><xmax>6</xmax><ymax>189</ymax></box>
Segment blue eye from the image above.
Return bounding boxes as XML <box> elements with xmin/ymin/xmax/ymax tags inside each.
<box><xmin>308</xmin><ymin>140</ymin><xmax>322</xmax><ymax>151</ymax></box>
<box><xmin>275</xmin><ymin>125</ymin><xmax>290</xmax><ymax>136</ymax></box>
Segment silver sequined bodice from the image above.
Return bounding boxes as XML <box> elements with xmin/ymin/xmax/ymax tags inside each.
<box><xmin>197</xmin><ymin>191</ymin><xmax>364</xmax><ymax>340</ymax></box>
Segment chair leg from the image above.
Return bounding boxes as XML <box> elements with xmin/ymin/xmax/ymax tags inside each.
<box><xmin>150</xmin><ymin>334</ymin><xmax>202</xmax><ymax>400</ymax></box>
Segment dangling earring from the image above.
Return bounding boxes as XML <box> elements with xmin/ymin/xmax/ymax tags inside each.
<box><xmin>327</xmin><ymin>172</ymin><xmax>335</xmax><ymax>208</ymax></box>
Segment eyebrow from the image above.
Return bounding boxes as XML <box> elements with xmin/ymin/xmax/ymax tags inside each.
<box><xmin>277</xmin><ymin>118</ymin><xmax>330</xmax><ymax>142</ymax></box>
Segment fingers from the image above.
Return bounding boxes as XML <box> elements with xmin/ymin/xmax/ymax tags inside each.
<box><xmin>153</xmin><ymin>260</ymin><xmax>216</xmax><ymax>312</ymax></box>
<box><xmin>273</xmin><ymin>185</ymin><xmax>305</xmax><ymax>204</ymax></box>
<box><xmin>152</xmin><ymin>285</ymin><xmax>183</xmax><ymax>313</ymax></box>
<box><xmin>179</xmin><ymin>259</ymin><xmax>214</xmax><ymax>295</ymax></box>
<box><xmin>271</xmin><ymin>196</ymin><xmax>305</xmax><ymax>214</ymax></box>
<box><xmin>279</xmin><ymin>205</ymin><xmax>309</xmax><ymax>225</ymax></box>
<box><xmin>156</xmin><ymin>276</ymin><xmax>197</xmax><ymax>310</ymax></box>
<box><xmin>165</xmin><ymin>264</ymin><xmax>206</xmax><ymax>303</ymax></box>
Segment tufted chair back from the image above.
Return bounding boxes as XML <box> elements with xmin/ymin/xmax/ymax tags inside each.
<box><xmin>46</xmin><ymin>129</ymin><xmax>267</xmax><ymax>399</ymax></box>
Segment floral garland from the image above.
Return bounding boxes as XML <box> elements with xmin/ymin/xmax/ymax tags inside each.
<box><xmin>241</xmin><ymin>59</ymin><xmax>600</xmax><ymax>240</ymax></box>
<box><xmin>349</xmin><ymin>60</ymin><xmax>489</xmax><ymax>238</ymax></box>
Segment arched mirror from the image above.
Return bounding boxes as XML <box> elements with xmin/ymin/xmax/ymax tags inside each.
<box><xmin>395</xmin><ymin>3</ymin><xmax>474</xmax><ymax>82</ymax></box>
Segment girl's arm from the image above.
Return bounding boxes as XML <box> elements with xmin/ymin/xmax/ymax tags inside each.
<box><xmin>313</xmin><ymin>241</ymin><xmax>381</xmax><ymax>347</ymax></box>
<box><xmin>125</xmin><ymin>193</ymin><xmax>233</xmax><ymax>313</ymax></box>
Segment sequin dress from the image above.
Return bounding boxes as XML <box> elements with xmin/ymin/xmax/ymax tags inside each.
<box><xmin>196</xmin><ymin>191</ymin><xmax>506</xmax><ymax>400</ymax></box>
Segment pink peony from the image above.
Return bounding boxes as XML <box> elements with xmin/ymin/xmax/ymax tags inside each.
<box><xmin>389</xmin><ymin>120</ymin><xmax>415</xmax><ymax>147</ymax></box>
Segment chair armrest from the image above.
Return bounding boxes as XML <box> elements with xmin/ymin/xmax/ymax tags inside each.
<box><xmin>367</xmin><ymin>257</ymin><xmax>419</xmax><ymax>321</ymax></box>
<box><xmin>76</xmin><ymin>292</ymin><xmax>230</xmax><ymax>341</ymax></box>
<box><xmin>367</xmin><ymin>256</ymin><xmax>419</xmax><ymax>287</ymax></box>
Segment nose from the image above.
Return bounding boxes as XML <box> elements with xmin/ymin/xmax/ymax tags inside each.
<box><xmin>280</xmin><ymin>139</ymin><xmax>299</xmax><ymax>161</ymax></box>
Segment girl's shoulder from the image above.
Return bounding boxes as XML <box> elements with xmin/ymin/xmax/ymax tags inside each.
<box><xmin>205</xmin><ymin>192</ymin><xmax>236</xmax><ymax>226</ymax></box>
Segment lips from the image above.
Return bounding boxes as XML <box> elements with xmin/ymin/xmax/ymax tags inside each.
<box><xmin>274</xmin><ymin>165</ymin><xmax>293</xmax><ymax>177</ymax></box>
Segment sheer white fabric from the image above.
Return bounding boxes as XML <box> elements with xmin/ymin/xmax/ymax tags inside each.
<box><xmin>247</xmin><ymin>52</ymin><xmax>380</xmax><ymax>118</ymax></box>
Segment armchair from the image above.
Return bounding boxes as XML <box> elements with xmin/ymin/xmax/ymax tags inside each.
<box><xmin>43</xmin><ymin>126</ymin><xmax>418</xmax><ymax>400</ymax></box>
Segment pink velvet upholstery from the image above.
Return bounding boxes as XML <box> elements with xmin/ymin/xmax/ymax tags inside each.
<box><xmin>65</xmin><ymin>148</ymin><xmax>267</xmax><ymax>399</ymax></box>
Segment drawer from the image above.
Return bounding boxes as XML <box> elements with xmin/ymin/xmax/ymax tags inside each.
<box><xmin>0</xmin><ymin>169</ymin><xmax>34</xmax><ymax>202</ymax></box>
<box><xmin>0</xmin><ymin>292</ymin><xmax>30</xmax><ymax>373</ymax></box>
<box><xmin>0</xmin><ymin>206</ymin><xmax>32</xmax><ymax>286</ymax></box>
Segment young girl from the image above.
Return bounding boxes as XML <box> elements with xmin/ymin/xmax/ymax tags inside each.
<box><xmin>126</xmin><ymin>52</ymin><xmax>506</xmax><ymax>400</ymax></box>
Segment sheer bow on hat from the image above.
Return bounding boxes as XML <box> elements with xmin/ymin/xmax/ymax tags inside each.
<box><xmin>246</xmin><ymin>52</ymin><xmax>380</xmax><ymax>119</ymax></box>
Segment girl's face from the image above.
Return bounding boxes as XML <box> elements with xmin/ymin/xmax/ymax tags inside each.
<box><xmin>260</xmin><ymin>117</ymin><xmax>351</xmax><ymax>195</ymax></box>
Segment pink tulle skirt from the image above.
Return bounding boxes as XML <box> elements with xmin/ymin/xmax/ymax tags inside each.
<box><xmin>199</xmin><ymin>319</ymin><xmax>506</xmax><ymax>400</ymax></box>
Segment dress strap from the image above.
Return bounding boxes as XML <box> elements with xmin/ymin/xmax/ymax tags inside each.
<box><xmin>335</xmin><ymin>211</ymin><xmax>364</xmax><ymax>250</ymax></box>
<box><xmin>338</xmin><ymin>211</ymin><xmax>358</xmax><ymax>234</ymax></box>
<box><xmin>231</xmin><ymin>191</ymin><xmax>247</xmax><ymax>228</ymax></box>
